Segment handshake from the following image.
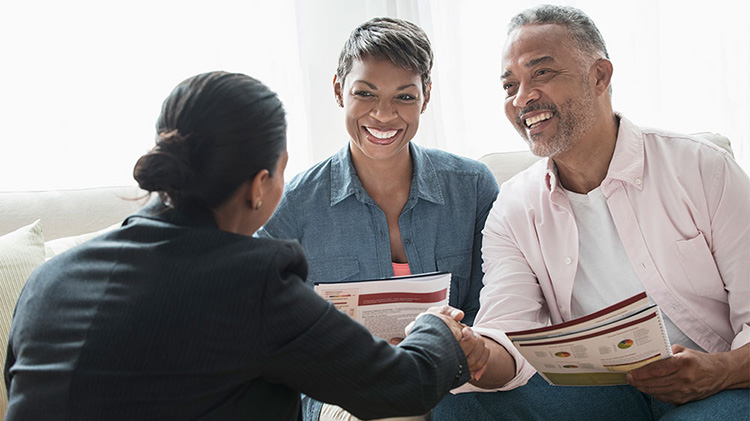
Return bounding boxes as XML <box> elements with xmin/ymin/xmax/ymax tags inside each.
<box><xmin>405</xmin><ymin>306</ymin><xmax>490</xmax><ymax>382</ymax></box>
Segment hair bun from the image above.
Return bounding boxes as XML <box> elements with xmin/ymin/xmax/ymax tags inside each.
<box><xmin>134</xmin><ymin>71</ymin><xmax>287</xmax><ymax>209</ymax></box>
<box><xmin>133</xmin><ymin>130</ymin><xmax>195</xmax><ymax>203</ymax></box>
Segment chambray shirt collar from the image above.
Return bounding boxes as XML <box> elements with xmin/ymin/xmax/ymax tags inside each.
<box><xmin>544</xmin><ymin>114</ymin><xmax>646</xmax><ymax>194</ymax></box>
<box><xmin>329</xmin><ymin>143</ymin><xmax>445</xmax><ymax>207</ymax></box>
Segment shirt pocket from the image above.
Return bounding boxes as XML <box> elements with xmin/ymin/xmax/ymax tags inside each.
<box><xmin>672</xmin><ymin>232</ymin><xmax>727</xmax><ymax>303</ymax></box>
<box><xmin>436</xmin><ymin>251</ymin><xmax>472</xmax><ymax>309</ymax></box>
<box><xmin>306</xmin><ymin>256</ymin><xmax>360</xmax><ymax>285</ymax></box>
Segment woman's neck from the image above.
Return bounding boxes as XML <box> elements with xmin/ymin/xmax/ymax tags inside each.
<box><xmin>351</xmin><ymin>147</ymin><xmax>413</xmax><ymax>196</ymax></box>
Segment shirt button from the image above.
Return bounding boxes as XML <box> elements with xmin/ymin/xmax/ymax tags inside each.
<box><xmin>404</xmin><ymin>239</ymin><xmax>411</xmax><ymax>245</ymax></box>
<box><xmin>635</xmin><ymin>178</ymin><xmax>642</xmax><ymax>186</ymax></box>
<box><xmin>564</xmin><ymin>257</ymin><xmax>572</xmax><ymax>265</ymax></box>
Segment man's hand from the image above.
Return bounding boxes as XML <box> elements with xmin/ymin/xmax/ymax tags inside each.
<box><xmin>405</xmin><ymin>306</ymin><xmax>489</xmax><ymax>380</ymax></box>
<box><xmin>458</xmin><ymin>326</ymin><xmax>490</xmax><ymax>380</ymax></box>
<box><xmin>626</xmin><ymin>343</ymin><xmax>750</xmax><ymax>405</ymax></box>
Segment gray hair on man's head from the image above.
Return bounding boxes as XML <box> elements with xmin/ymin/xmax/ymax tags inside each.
<box><xmin>336</xmin><ymin>17</ymin><xmax>433</xmax><ymax>96</ymax></box>
<box><xmin>509</xmin><ymin>4</ymin><xmax>609</xmax><ymax>61</ymax></box>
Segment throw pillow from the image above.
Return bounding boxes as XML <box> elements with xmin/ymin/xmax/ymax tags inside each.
<box><xmin>44</xmin><ymin>221</ymin><xmax>122</xmax><ymax>260</ymax></box>
<box><xmin>0</xmin><ymin>220</ymin><xmax>46</xmax><ymax>417</ymax></box>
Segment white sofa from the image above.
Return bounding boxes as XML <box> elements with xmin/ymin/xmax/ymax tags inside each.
<box><xmin>0</xmin><ymin>133</ymin><xmax>732</xmax><ymax>416</ymax></box>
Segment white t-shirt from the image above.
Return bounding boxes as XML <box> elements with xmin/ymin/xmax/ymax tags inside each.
<box><xmin>565</xmin><ymin>186</ymin><xmax>703</xmax><ymax>351</ymax></box>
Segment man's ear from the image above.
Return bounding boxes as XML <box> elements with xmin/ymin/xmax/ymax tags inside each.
<box><xmin>333</xmin><ymin>74</ymin><xmax>344</xmax><ymax>107</ymax></box>
<box><xmin>592</xmin><ymin>59</ymin><xmax>613</xmax><ymax>96</ymax></box>
<box><xmin>421</xmin><ymin>82</ymin><xmax>432</xmax><ymax>113</ymax></box>
<box><xmin>248</xmin><ymin>169</ymin><xmax>270</xmax><ymax>209</ymax></box>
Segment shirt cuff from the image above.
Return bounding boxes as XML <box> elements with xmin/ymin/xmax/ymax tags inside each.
<box><xmin>450</xmin><ymin>326</ymin><xmax>536</xmax><ymax>393</ymax></box>
<box><xmin>731</xmin><ymin>323</ymin><xmax>750</xmax><ymax>350</ymax></box>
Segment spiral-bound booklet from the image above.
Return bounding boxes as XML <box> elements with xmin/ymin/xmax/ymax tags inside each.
<box><xmin>506</xmin><ymin>292</ymin><xmax>672</xmax><ymax>386</ymax></box>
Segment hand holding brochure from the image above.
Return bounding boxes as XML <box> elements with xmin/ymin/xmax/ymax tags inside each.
<box><xmin>314</xmin><ymin>272</ymin><xmax>451</xmax><ymax>341</ymax></box>
<box><xmin>506</xmin><ymin>292</ymin><xmax>672</xmax><ymax>386</ymax></box>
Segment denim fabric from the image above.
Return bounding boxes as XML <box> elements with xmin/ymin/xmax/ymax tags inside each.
<box><xmin>658</xmin><ymin>388</ymin><xmax>750</xmax><ymax>421</ymax></box>
<box><xmin>258</xmin><ymin>143</ymin><xmax>498</xmax><ymax>325</ymax></box>
<box><xmin>432</xmin><ymin>373</ymin><xmax>749</xmax><ymax>420</ymax></box>
<box><xmin>258</xmin><ymin>143</ymin><xmax>499</xmax><ymax>421</ymax></box>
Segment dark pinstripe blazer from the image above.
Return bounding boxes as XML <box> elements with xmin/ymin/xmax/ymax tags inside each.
<box><xmin>4</xmin><ymin>201</ymin><xmax>468</xmax><ymax>420</ymax></box>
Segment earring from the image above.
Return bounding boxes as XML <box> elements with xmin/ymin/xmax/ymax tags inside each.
<box><xmin>255</xmin><ymin>201</ymin><xmax>262</xmax><ymax>211</ymax></box>
<box><xmin>336</xmin><ymin>98</ymin><xmax>343</xmax><ymax>107</ymax></box>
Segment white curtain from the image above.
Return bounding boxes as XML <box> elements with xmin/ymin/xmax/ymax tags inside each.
<box><xmin>1</xmin><ymin>0</ymin><xmax>747</xmax><ymax>191</ymax></box>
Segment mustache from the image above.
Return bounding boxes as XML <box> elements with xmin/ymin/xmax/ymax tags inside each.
<box><xmin>516</xmin><ymin>103</ymin><xmax>558</xmax><ymax>126</ymax></box>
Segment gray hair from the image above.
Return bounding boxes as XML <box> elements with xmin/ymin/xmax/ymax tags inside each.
<box><xmin>336</xmin><ymin>17</ymin><xmax>433</xmax><ymax>96</ymax></box>
<box><xmin>509</xmin><ymin>5</ymin><xmax>609</xmax><ymax>61</ymax></box>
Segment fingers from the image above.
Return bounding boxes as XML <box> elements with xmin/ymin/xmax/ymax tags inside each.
<box><xmin>628</xmin><ymin>345</ymin><xmax>693</xmax><ymax>383</ymax></box>
<box><xmin>401</xmin><ymin>309</ymin><xmax>489</xmax><ymax>381</ymax></box>
<box><xmin>406</xmin><ymin>307</ymin><xmax>466</xmax><ymax>340</ymax></box>
<box><xmin>426</xmin><ymin>305</ymin><xmax>465</xmax><ymax>322</ymax></box>
<box><xmin>404</xmin><ymin>311</ymin><xmax>464</xmax><ymax>340</ymax></box>
<box><xmin>627</xmin><ymin>357</ymin><xmax>680</xmax><ymax>382</ymax></box>
<box><xmin>459</xmin><ymin>327</ymin><xmax>490</xmax><ymax>381</ymax></box>
<box><xmin>626</xmin><ymin>347</ymin><xmax>727</xmax><ymax>405</ymax></box>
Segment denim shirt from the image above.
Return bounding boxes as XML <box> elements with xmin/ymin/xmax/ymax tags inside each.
<box><xmin>258</xmin><ymin>143</ymin><xmax>498</xmax><ymax>325</ymax></box>
<box><xmin>258</xmin><ymin>143</ymin><xmax>497</xmax><ymax>420</ymax></box>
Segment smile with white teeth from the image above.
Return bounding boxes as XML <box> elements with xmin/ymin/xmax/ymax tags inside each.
<box><xmin>365</xmin><ymin>127</ymin><xmax>398</xmax><ymax>139</ymax></box>
<box><xmin>525</xmin><ymin>112</ymin><xmax>553</xmax><ymax>128</ymax></box>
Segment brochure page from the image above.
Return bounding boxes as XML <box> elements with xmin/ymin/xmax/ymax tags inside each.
<box><xmin>507</xmin><ymin>293</ymin><xmax>672</xmax><ymax>386</ymax></box>
<box><xmin>314</xmin><ymin>272</ymin><xmax>451</xmax><ymax>341</ymax></box>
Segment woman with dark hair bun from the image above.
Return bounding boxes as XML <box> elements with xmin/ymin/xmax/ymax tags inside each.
<box><xmin>4</xmin><ymin>71</ymin><xmax>487</xmax><ymax>420</ymax></box>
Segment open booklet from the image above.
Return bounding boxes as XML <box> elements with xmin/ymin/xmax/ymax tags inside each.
<box><xmin>314</xmin><ymin>272</ymin><xmax>451</xmax><ymax>341</ymax></box>
<box><xmin>505</xmin><ymin>292</ymin><xmax>672</xmax><ymax>386</ymax></box>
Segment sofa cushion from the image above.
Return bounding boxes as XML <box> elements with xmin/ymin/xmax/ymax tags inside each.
<box><xmin>0</xmin><ymin>220</ymin><xmax>46</xmax><ymax>417</ymax></box>
<box><xmin>44</xmin><ymin>221</ymin><xmax>122</xmax><ymax>260</ymax></box>
<box><xmin>0</xmin><ymin>186</ymin><xmax>145</xmax><ymax>241</ymax></box>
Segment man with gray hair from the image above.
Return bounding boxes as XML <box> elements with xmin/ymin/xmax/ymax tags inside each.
<box><xmin>433</xmin><ymin>4</ymin><xmax>749</xmax><ymax>420</ymax></box>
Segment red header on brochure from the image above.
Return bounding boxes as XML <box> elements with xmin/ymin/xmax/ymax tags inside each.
<box><xmin>517</xmin><ymin>310</ymin><xmax>657</xmax><ymax>347</ymax></box>
<box><xmin>506</xmin><ymin>291</ymin><xmax>648</xmax><ymax>337</ymax></box>
<box><xmin>359</xmin><ymin>288</ymin><xmax>448</xmax><ymax>306</ymax></box>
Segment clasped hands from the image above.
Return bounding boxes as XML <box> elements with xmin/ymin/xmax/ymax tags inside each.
<box><xmin>404</xmin><ymin>306</ymin><xmax>490</xmax><ymax>381</ymax></box>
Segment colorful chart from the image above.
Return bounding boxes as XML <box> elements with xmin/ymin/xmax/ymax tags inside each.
<box><xmin>618</xmin><ymin>339</ymin><xmax>634</xmax><ymax>349</ymax></box>
<box><xmin>554</xmin><ymin>351</ymin><xmax>571</xmax><ymax>358</ymax></box>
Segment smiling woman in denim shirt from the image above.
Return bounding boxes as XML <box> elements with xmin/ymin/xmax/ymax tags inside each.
<box><xmin>257</xmin><ymin>17</ymin><xmax>499</xmax><ymax>421</ymax></box>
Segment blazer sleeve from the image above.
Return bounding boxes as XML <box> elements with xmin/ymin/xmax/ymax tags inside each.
<box><xmin>259</xmin><ymin>242</ymin><xmax>470</xmax><ymax>420</ymax></box>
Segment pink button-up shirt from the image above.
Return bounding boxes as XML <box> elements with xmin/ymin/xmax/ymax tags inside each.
<box><xmin>465</xmin><ymin>116</ymin><xmax>750</xmax><ymax>391</ymax></box>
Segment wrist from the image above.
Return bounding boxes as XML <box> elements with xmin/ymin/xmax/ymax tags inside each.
<box><xmin>722</xmin><ymin>343</ymin><xmax>750</xmax><ymax>390</ymax></box>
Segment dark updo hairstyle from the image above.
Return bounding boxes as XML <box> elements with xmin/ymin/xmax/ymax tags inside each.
<box><xmin>133</xmin><ymin>71</ymin><xmax>286</xmax><ymax>209</ymax></box>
